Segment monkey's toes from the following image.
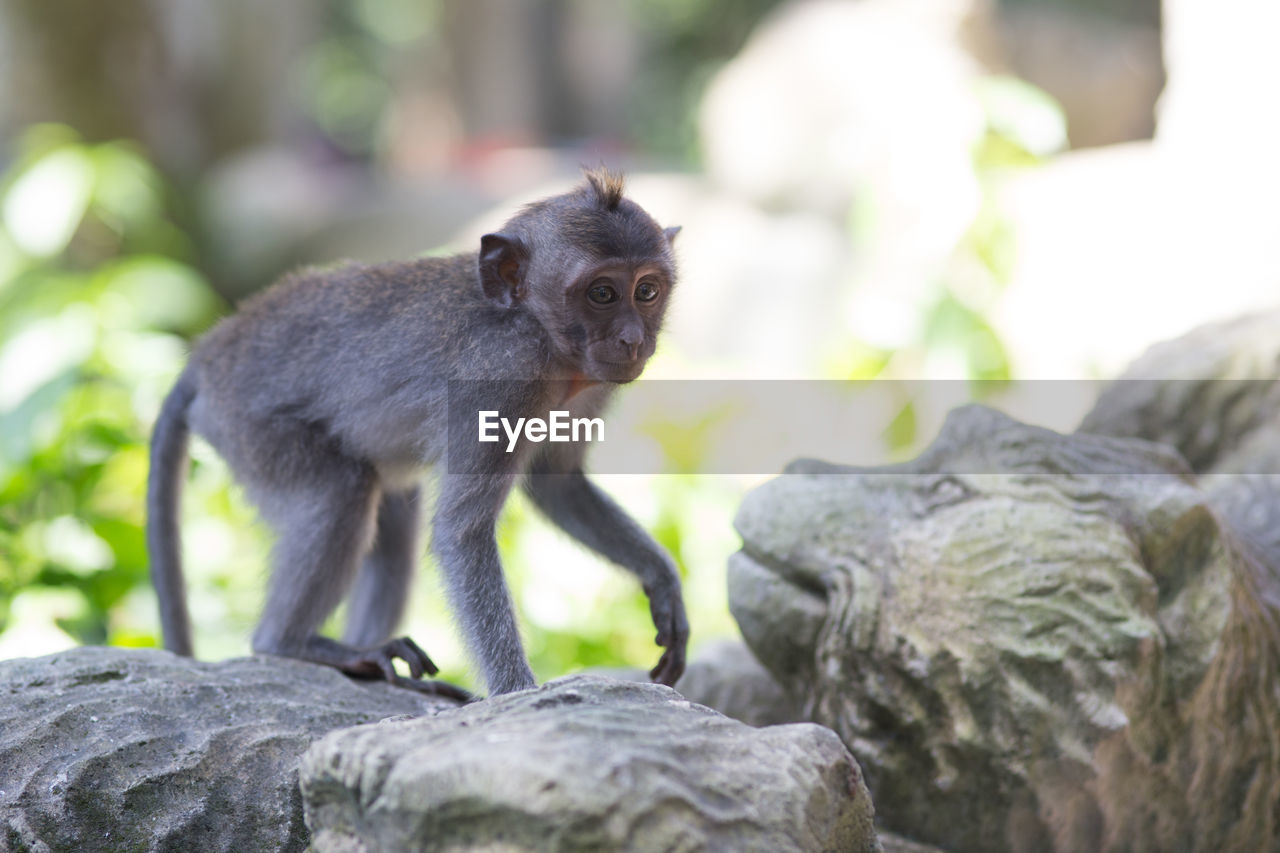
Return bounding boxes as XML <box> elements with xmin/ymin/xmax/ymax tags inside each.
<box><xmin>346</xmin><ymin>636</ymin><xmax>440</xmax><ymax>682</ymax></box>
<box><xmin>383</xmin><ymin>636</ymin><xmax>440</xmax><ymax>678</ymax></box>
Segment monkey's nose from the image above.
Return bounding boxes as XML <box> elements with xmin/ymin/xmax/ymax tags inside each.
<box><xmin>618</xmin><ymin>334</ymin><xmax>641</xmax><ymax>361</ymax></box>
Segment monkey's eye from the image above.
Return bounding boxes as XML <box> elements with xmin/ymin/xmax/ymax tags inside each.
<box><xmin>635</xmin><ymin>280</ymin><xmax>660</xmax><ymax>303</ymax></box>
<box><xmin>587</xmin><ymin>281</ymin><xmax>619</xmax><ymax>305</ymax></box>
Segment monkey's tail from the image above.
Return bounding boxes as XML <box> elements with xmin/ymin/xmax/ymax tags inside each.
<box><xmin>146</xmin><ymin>370</ymin><xmax>198</xmax><ymax>656</ymax></box>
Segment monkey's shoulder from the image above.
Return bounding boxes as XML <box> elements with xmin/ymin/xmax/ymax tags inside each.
<box><xmin>189</xmin><ymin>252</ymin><xmax>559</xmax><ymax>401</ymax></box>
<box><xmin>240</xmin><ymin>255</ymin><xmax>476</xmax><ymax>317</ymax></box>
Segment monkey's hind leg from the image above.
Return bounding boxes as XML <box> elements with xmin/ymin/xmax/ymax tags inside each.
<box><xmin>340</xmin><ymin>487</ymin><xmax>470</xmax><ymax>699</ymax></box>
<box><xmin>249</xmin><ymin>460</ymin><xmax>469</xmax><ymax>701</ymax></box>
<box><xmin>345</xmin><ymin>487</ymin><xmax>421</xmax><ymax>648</ymax></box>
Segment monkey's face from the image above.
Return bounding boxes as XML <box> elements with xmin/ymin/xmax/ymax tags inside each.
<box><xmin>550</xmin><ymin>260</ymin><xmax>673</xmax><ymax>383</ymax></box>
<box><xmin>476</xmin><ymin>184</ymin><xmax>679</xmax><ymax>383</ymax></box>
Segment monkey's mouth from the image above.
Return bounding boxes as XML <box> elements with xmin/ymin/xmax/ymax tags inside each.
<box><xmin>592</xmin><ymin>360</ymin><xmax>647</xmax><ymax>383</ymax></box>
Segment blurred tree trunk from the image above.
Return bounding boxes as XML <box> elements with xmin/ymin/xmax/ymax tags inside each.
<box><xmin>0</xmin><ymin>0</ymin><xmax>316</xmax><ymax>175</ymax></box>
<box><xmin>2</xmin><ymin>1</ymin><xmax>164</xmax><ymax>145</ymax></box>
<box><xmin>440</xmin><ymin>0</ymin><xmax>636</xmax><ymax>147</ymax></box>
<box><xmin>441</xmin><ymin>0</ymin><xmax>558</xmax><ymax>146</ymax></box>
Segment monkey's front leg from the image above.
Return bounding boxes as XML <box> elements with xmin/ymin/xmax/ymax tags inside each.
<box><xmin>522</xmin><ymin>464</ymin><xmax>689</xmax><ymax>687</ymax></box>
<box><xmin>433</xmin><ymin>473</ymin><xmax>537</xmax><ymax>697</ymax></box>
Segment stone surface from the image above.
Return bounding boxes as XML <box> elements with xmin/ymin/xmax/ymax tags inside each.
<box><xmin>672</xmin><ymin>639</ymin><xmax>805</xmax><ymax>729</ymax></box>
<box><xmin>1080</xmin><ymin>309</ymin><xmax>1280</xmax><ymax>474</ymax></box>
<box><xmin>1081</xmin><ymin>307</ymin><xmax>1280</xmax><ymax>592</ymax></box>
<box><xmin>731</xmin><ymin>404</ymin><xmax>1280</xmax><ymax>852</ymax></box>
<box><xmin>878</xmin><ymin>833</ymin><xmax>950</xmax><ymax>853</ymax></box>
<box><xmin>594</xmin><ymin>640</ymin><xmax>805</xmax><ymax>730</ymax></box>
<box><xmin>0</xmin><ymin>647</ymin><xmax>459</xmax><ymax>852</ymax></box>
<box><xmin>302</xmin><ymin>675</ymin><xmax>880</xmax><ymax>853</ymax></box>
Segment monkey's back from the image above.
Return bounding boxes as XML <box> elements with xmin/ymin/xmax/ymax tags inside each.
<box><xmin>186</xmin><ymin>254</ymin><xmax>551</xmax><ymax>486</ymax></box>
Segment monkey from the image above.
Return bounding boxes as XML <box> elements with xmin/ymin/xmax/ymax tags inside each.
<box><xmin>146</xmin><ymin>168</ymin><xmax>688</xmax><ymax>699</ymax></box>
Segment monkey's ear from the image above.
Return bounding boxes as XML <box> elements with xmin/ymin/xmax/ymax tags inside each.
<box><xmin>664</xmin><ymin>226</ymin><xmax>681</xmax><ymax>245</ymax></box>
<box><xmin>478</xmin><ymin>232</ymin><xmax>529</xmax><ymax>307</ymax></box>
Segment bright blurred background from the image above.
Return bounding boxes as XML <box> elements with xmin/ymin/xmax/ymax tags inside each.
<box><xmin>0</xmin><ymin>0</ymin><xmax>1276</xmax><ymax>691</ymax></box>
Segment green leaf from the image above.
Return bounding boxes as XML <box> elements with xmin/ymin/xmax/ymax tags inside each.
<box><xmin>884</xmin><ymin>401</ymin><xmax>917</xmax><ymax>451</ymax></box>
<box><xmin>974</xmin><ymin>76</ymin><xmax>1067</xmax><ymax>160</ymax></box>
<box><xmin>94</xmin><ymin>256</ymin><xmax>220</xmax><ymax>333</ymax></box>
<box><xmin>0</xmin><ymin>368</ymin><xmax>81</xmax><ymax>468</ymax></box>
<box><xmin>1</xmin><ymin>145</ymin><xmax>96</xmax><ymax>257</ymax></box>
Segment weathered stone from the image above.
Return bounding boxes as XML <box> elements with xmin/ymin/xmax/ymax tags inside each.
<box><xmin>1207</xmin><ymin>473</ymin><xmax>1280</xmax><ymax>570</ymax></box>
<box><xmin>1079</xmin><ymin>309</ymin><xmax>1280</xmax><ymax>474</ymax></box>
<box><xmin>1081</xmin><ymin>306</ymin><xmax>1280</xmax><ymax>606</ymax></box>
<box><xmin>0</xmin><ymin>647</ymin><xmax>459</xmax><ymax>852</ymax></box>
<box><xmin>672</xmin><ymin>639</ymin><xmax>805</xmax><ymax>729</ymax></box>
<box><xmin>301</xmin><ymin>675</ymin><xmax>880</xmax><ymax>853</ymax></box>
<box><xmin>878</xmin><ymin>832</ymin><xmax>950</xmax><ymax>853</ymax></box>
<box><xmin>731</xmin><ymin>404</ymin><xmax>1280</xmax><ymax>852</ymax></box>
<box><xmin>593</xmin><ymin>640</ymin><xmax>805</xmax><ymax>730</ymax></box>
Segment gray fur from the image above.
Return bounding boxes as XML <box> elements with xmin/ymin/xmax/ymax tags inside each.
<box><xmin>344</xmin><ymin>488</ymin><xmax>422</xmax><ymax>648</ymax></box>
<box><xmin>146</xmin><ymin>370</ymin><xmax>197</xmax><ymax>656</ymax></box>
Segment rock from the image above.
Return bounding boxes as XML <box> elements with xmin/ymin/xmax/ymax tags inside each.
<box><xmin>672</xmin><ymin>639</ymin><xmax>805</xmax><ymax>728</ymax></box>
<box><xmin>1080</xmin><ymin>308</ymin><xmax>1280</xmax><ymax>580</ymax></box>
<box><xmin>592</xmin><ymin>640</ymin><xmax>805</xmax><ymax>730</ymax></box>
<box><xmin>301</xmin><ymin>675</ymin><xmax>880</xmax><ymax>853</ymax></box>
<box><xmin>1206</xmin><ymin>474</ymin><xmax>1280</xmax><ymax>570</ymax></box>
<box><xmin>0</xmin><ymin>647</ymin><xmax>459</xmax><ymax>852</ymax></box>
<box><xmin>1079</xmin><ymin>309</ymin><xmax>1280</xmax><ymax>474</ymax></box>
<box><xmin>731</xmin><ymin>405</ymin><xmax>1280</xmax><ymax>852</ymax></box>
<box><xmin>878</xmin><ymin>832</ymin><xmax>950</xmax><ymax>853</ymax></box>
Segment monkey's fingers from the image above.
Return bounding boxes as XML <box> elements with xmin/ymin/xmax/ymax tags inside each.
<box><xmin>648</xmin><ymin>643</ymin><xmax>687</xmax><ymax>688</ymax></box>
<box><xmin>389</xmin><ymin>674</ymin><xmax>474</xmax><ymax>703</ymax></box>
<box><xmin>387</xmin><ymin>636</ymin><xmax>440</xmax><ymax>678</ymax></box>
<box><xmin>648</xmin><ymin>649</ymin><xmax>671</xmax><ymax>683</ymax></box>
<box><xmin>348</xmin><ymin>637</ymin><xmax>441</xmax><ymax>683</ymax></box>
<box><xmin>648</xmin><ymin>595</ymin><xmax>689</xmax><ymax>687</ymax></box>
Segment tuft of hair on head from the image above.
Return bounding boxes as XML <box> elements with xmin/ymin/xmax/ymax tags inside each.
<box><xmin>583</xmin><ymin>166</ymin><xmax>625</xmax><ymax>211</ymax></box>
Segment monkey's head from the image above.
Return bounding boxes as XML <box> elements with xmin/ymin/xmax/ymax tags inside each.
<box><xmin>478</xmin><ymin>168</ymin><xmax>679</xmax><ymax>384</ymax></box>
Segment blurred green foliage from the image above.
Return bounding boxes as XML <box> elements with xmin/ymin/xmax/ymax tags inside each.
<box><xmin>298</xmin><ymin>0</ymin><xmax>440</xmax><ymax>157</ymax></box>
<box><xmin>626</xmin><ymin>0</ymin><xmax>788</xmax><ymax>161</ymax></box>
<box><xmin>0</xmin><ymin>125</ymin><xmax>224</xmax><ymax>651</ymax></box>
<box><xmin>294</xmin><ymin>0</ymin><xmax>789</xmax><ymax>164</ymax></box>
<box><xmin>832</xmin><ymin>75</ymin><xmax>1066</xmax><ymax>452</ymax></box>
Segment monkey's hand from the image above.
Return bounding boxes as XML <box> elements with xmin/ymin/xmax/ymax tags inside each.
<box><xmin>341</xmin><ymin>636</ymin><xmax>474</xmax><ymax>702</ymax></box>
<box><xmin>646</xmin><ymin>580</ymin><xmax>689</xmax><ymax>687</ymax></box>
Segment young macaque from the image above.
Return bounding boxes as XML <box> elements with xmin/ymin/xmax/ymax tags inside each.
<box><xmin>147</xmin><ymin>169</ymin><xmax>687</xmax><ymax>698</ymax></box>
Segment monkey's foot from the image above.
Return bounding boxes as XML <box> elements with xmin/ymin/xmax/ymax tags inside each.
<box><xmin>339</xmin><ymin>636</ymin><xmax>438</xmax><ymax>678</ymax></box>
<box><xmin>338</xmin><ymin>636</ymin><xmax>474</xmax><ymax>702</ymax></box>
<box><xmin>385</xmin><ymin>673</ymin><xmax>475</xmax><ymax>703</ymax></box>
